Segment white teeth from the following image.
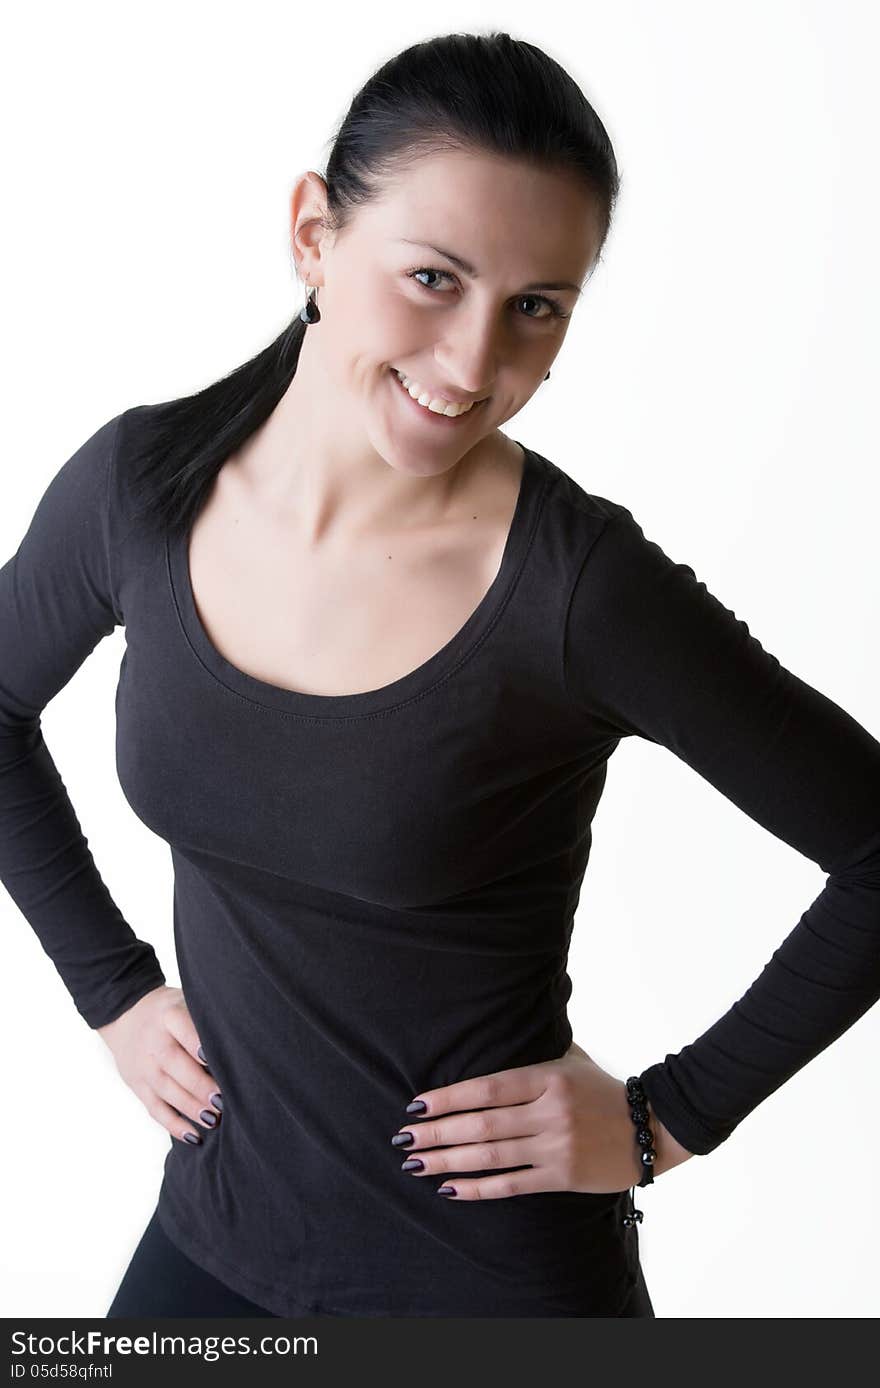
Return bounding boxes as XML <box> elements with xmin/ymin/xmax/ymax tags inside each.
<box><xmin>393</xmin><ymin>368</ymin><xmax>481</xmax><ymax>417</ymax></box>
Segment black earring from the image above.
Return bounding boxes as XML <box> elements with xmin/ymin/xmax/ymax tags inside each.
<box><xmin>300</xmin><ymin>284</ymin><xmax>321</xmax><ymax>324</ymax></box>
<box><xmin>544</xmin><ymin>370</ymin><xmax>550</xmax><ymax>380</ymax></box>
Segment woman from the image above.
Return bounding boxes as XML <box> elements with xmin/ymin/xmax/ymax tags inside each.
<box><xmin>2</xmin><ymin>32</ymin><xmax>878</xmax><ymax>1320</ymax></box>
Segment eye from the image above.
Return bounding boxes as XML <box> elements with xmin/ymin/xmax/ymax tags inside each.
<box><xmin>406</xmin><ymin>267</ymin><xmax>570</xmax><ymax>320</ymax></box>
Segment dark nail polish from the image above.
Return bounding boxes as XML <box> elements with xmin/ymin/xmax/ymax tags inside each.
<box><xmin>437</xmin><ymin>1185</ymin><xmax>457</xmax><ymax>1197</ymax></box>
<box><xmin>391</xmin><ymin>1131</ymin><xmax>414</xmax><ymax>1148</ymax></box>
<box><xmin>183</xmin><ymin>1132</ymin><xmax>202</xmax><ymax>1145</ymax></box>
<box><xmin>405</xmin><ymin>1099</ymin><xmax>427</xmax><ymax>1115</ymax></box>
<box><xmin>209</xmin><ymin>1092</ymin><xmax>223</xmax><ymax>1111</ymax></box>
<box><xmin>401</xmin><ymin>1158</ymin><xmax>424</xmax><ymax>1172</ymax></box>
<box><xmin>198</xmin><ymin>1046</ymin><xmax>206</xmax><ymax>1063</ymax></box>
<box><xmin>200</xmin><ymin>1109</ymin><xmax>218</xmax><ymax>1128</ymax></box>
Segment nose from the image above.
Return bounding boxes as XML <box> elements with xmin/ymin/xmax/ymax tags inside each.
<box><xmin>433</xmin><ymin>311</ymin><xmax>500</xmax><ymax>400</ymax></box>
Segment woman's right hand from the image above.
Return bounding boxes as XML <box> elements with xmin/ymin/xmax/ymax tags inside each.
<box><xmin>96</xmin><ymin>985</ymin><xmax>223</xmax><ymax>1145</ymax></box>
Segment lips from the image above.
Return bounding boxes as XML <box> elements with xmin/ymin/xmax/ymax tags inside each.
<box><xmin>389</xmin><ymin>367</ymin><xmax>486</xmax><ymax>422</ymax></box>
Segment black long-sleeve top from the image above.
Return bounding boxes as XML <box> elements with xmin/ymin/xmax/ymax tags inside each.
<box><xmin>1</xmin><ymin>402</ymin><xmax>878</xmax><ymax>1317</ymax></box>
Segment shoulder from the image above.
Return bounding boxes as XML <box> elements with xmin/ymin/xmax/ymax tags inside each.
<box><xmin>523</xmin><ymin>441</ymin><xmax>651</xmax><ymax>581</ymax></box>
<box><xmin>526</xmin><ymin>442</ymin><xmax>633</xmax><ymax>527</ymax></box>
<box><xmin>108</xmin><ymin>397</ymin><xmax>176</xmax><ymax>526</ymax></box>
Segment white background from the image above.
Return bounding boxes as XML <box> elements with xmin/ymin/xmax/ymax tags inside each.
<box><xmin>1</xmin><ymin>0</ymin><xmax>878</xmax><ymax>1319</ymax></box>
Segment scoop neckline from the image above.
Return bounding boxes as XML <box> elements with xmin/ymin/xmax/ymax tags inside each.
<box><xmin>166</xmin><ymin>440</ymin><xmax>548</xmax><ymax>719</ymax></box>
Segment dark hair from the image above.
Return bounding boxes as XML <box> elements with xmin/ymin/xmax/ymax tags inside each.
<box><xmin>125</xmin><ymin>30</ymin><xmax>621</xmax><ymax>543</ymax></box>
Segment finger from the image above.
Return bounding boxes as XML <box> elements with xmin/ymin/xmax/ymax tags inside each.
<box><xmin>408</xmin><ymin>1062</ymin><xmax>550</xmax><ymax>1119</ymax></box>
<box><xmin>164</xmin><ymin>1003</ymin><xmax>209</xmax><ymax>1070</ymax></box>
<box><xmin>393</xmin><ymin>1102</ymin><xmax>542</xmax><ymax>1153</ymax></box>
<box><xmin>430</xmin><ymin>1166</ymin><xmax>556</xmax><ymax>1201</ymax></box>
<box><xmin>142</xmin><ymin>1089</ymin><xmax>206</xmax><ymax>1146</ymax></box>
<box><xmin>398</xmin><ymin>1134</ymin><xmax>540</xmax><ymax>1178</ymax></box>
<box><xmin>160</xmin><ymin>1040</ymin><xmax>223</xmax><ymax>1118</ymax></box>
<box><xmin>156</xmin><ymin>1071</ymin><xmax>222</xmax><ymax>1131</ymax></box>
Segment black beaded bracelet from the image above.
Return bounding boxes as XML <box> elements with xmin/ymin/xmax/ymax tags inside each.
<box><xmin>622</xmin><ymin>1075</ymin><xmax>656</xmax><ymax>1228</ymax></box>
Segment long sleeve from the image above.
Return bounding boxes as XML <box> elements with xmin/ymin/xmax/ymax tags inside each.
<box><xmin>563</xmin><ymin>506</ymin><xmax>880</xmax><ymax>1157</ymax></box>
<box><xmin>0</xmin><ymin>411</ymin><xmax>166</xmax><ymax>1030</ymax></box>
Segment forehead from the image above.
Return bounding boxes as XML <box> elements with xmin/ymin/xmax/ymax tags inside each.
<box><xmin>362</xmin><ymin>149</ymin><xmax>599</xmax><ymax>274</ymax></box>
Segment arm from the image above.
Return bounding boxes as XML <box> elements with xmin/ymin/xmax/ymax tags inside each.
<box><xmin>564</xmin><ymin>507</ymin><xmax>880</xmax><ymax>1157</ymax></box>
<box><xmin>652</xmin><ymin>1112</ymin><xmax>695</xmax><ymax>1175</ymax></box>
<box><xmin>0</xmin><ymin>411</ymin><xmax>167</xmax><ymax>1030</ymax></box>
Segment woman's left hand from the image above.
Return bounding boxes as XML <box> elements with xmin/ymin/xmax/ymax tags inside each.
<box><xmin>392</xmin><ymin>1040</ymin><xmax>693</xmax><ymax>1200</ymax></box>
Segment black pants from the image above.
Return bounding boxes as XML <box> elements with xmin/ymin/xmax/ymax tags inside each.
<box><xmin>106</xmin><ymin>1208</ymin><xmax>655</xmax><ymax>1318</ymax></box>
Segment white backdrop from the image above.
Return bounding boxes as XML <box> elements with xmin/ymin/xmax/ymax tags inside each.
<box><xmin>1</xmin><ymin>0</ymin><xmax>878</xmax><ymax>1320</ymax></box>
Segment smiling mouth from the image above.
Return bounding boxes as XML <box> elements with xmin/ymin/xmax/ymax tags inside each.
<box><xmin>390</xmin><ymin>366</ymin><xmax>488</xmax><ymax>418</ymax></box>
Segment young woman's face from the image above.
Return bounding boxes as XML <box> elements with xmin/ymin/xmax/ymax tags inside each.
<box><xmin>292</xmin><ymin>148</ymin><xmax>602</xmax><ymax>471</ymax></box>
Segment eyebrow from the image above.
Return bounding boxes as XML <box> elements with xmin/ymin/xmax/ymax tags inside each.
<box><xmin>396</xmin><ymin>239</ymin><xmax>583</xmax><ymax>296</ymax></box>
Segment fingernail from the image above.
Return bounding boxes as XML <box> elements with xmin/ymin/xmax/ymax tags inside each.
<box><xmin>198</xmin><ymin>1046</ymin><xmax>207</xmax><ymax>1063</ymax></box>
<box><xmin>437</xmin><ymin>1185</ymin><xmax>457</xmax><ymax>1197</ymax></box>
<box><xmin>183</xmin><ymin>1132</ymin><xmax>202</xmax><ymax>1145</ymax></box>
<box><xmin>405</xmin><ymin>1099</ymin><xmax>427</xmax><ymax>1115</ymax></box>
<box><xmin>391</xmin><ymin>1132</ymin><xmax>414</xmax><ymax>1148</ymax></box>
<box><xmin>199</xmin><ymin>1109</ymin><xmax>218</xmax><ymax>1128</ymax></box>
<box><xmin>401</xmin><ymin>1158</ymin><xmax>424</xmax><ymax>1172</ymax></box>
<box><xmin>209</xmin><ymin>1092</ymin><xmax>223</xmax><ymax>1111</ymax></box>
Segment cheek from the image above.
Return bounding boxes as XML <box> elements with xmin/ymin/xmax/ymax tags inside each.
<box><xmin>380</xmin><ymin>284</ymin><xmax>425</xmax><ymax>333</ymax></box>
<box><xmin>343</xmin><ymin>282</ymin><xmax>418</xmax><ymax>359</ymax></box>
